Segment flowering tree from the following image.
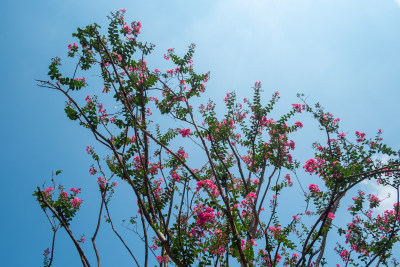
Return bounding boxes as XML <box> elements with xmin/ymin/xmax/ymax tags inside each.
<box><xmin>35</xmin><ymin>10</ymin><xmax>400</xmax><ymax>267</ymax></box>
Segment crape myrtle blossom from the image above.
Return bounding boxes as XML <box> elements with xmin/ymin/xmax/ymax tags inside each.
<box><xmin>285</xmin><ymin>174</ymin><xmax>293</xmax><ymax>186</ymax></box>
<box><xmin>327</xmin><ymin>212</ymin><xmax>335</xmax><ymax>220</ymax></box>
<box><xmin>68</xmin><ymin>43</ymin><xmax>78</xmax><ymax>50</ymax></box>
<box><xmin>196</xmin><ymin>179</ymin><xmax>219</xmax><ymax>197</ymax></box>
<box><xmin>309</xmin><ymin>183</ymin><xmax>321</xmax><ymax>195</ymax></box>
<box><xmin>294</xmin><ymin>121</ymin><xmax>304</xmax><ymax>128</ymax></box>
<box><xmin>355</xmin><ymin>131</ymin><xmax>366</xmax><ymax>143</ymax></box>
<box><xmin>89</xmin><ymin>167</ymin><xmax>97</xmax><ymax>175</ymax></box>
<box><xmin>292</xmin><ymin>103</ymin><xmax>305</xmax><ymax>113</ymax></box>
<box><xmin>193</xmin><ymin>204</ymin><xmax>216</xmax><ymax>228</ymax></box>
<box><xmin>71</xmin><ymin>197</ymin><xmax>82</xmax><ymax>208</ymax></box>
<box><xmin>340</xmin><ymin>249</ymin><xmax>350</xmax><ymax>263</ymax></box>
<box><xmin>179</xmin><ymin>128</ymin><xmax>191</xmax><ymax>137</ymax></box>
<box><xmin>303</xmin><ymin>158</ymin><xmax>318</xmax><ymax>174</ymax></box>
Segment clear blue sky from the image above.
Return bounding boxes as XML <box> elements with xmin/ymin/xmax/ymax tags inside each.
<box><xmin>1</xmin><ymin>0</ymin><xmax>400</xmax><ymax>266</ymax></box>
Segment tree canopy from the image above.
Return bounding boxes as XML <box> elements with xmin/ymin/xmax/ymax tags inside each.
<box><xmin>35</xmin><ymin>10</ymin><xmax>400</xmax><ymax>267</ymax></box>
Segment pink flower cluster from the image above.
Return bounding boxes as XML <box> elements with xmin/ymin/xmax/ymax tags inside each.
<box><xmin>294</xmin><ymin>121</ymin><xmax>303</xmax><ymax>128</ymax></box>
<box><xmin>355</xmin><ymin>131</ymin><xmax>366</xmax><ymax>143</ymax></box>
<box><xmin>340</xmin><ymin>249</ymin><xmax>350</xmax><ymax>262</ymax></box>
<box><xmin>260</xmin><ymin>116</ymin><xmax>276</xmax><ymax>127</ymax></box>
<box><xmin>71</xmin><ymin>197</ymin><xmax>82</xmax><ymax>208</ymax></box>
<box><xmin>153</xmin><ymin>178</ymin><xmax>163</xmax><ymax>198</ymax></box>
<box><xmin>133</xmin><ymin>155</ymin><xmax>144</xmax><ymax>171</ymax></box>
<box><xmin>196</xmin><ymin>179</ymin><xmax>219</xmax><ymax>197</ymax></box>
<box><xmin>368</xmin><ymin>194</ymin><xmax>380</xmax><ymax>205</ymax></box>
<box><xmin>44</xmin><ymin>186</ymin><xmax>54</xmax><ymax>197</ymax></box>
<box><xmin>98</xmin><ymin>177</ymin><xmax>106</xmax><ymax>190</ymax></box>
<box><xmin>327</xmin><ymin>212</ymin><xmax>335</xmax><ymax>220</ymax></box>
<box><xmin>303</xmin><ymin>158</ymin><xmax>318</xmax><ymax>174</ymax></box>
<box><xmin>309</xmin><ymin>184</ymin><xmax>320</xmax><ymax>195</ymax></box>
<box><xmin>177</xmin><ymin>149</ymin><xmax>189</xmax><ymax>159</ymax></box>
<box><xmin>285</xmin><ymin>174</ymin><xmax>293</xmax><ymax>186</ymax></box>
<box><xmin>179</xmin><ymin>128</ymin><xmax>191</xmax><ymax>137</ymax></box>
<box><xmin>149</xmin><ymin>162</ymin><xmax>160</xmax><ymax>175</ymax></box>
<box><xmin>246</xmin><ymin>192</ymin><xmax>257</xmax><ymax>202</ymax></box>
<box><xmin>292</xmin><ymin>104</ymin><xmax>305</xmax><ymax>113</ymax></box>
<box><xmin>89</xmin><ymin>167</ymin><xmax>97</xmax><ymax>175</ymax></box>
<box><xmin>156</xmin><ymin>255</ymin><xmax>169</xmax><ymax>263</ymax></box>
<box><xmin>70</xmin><ymin>187</ymin><xmax>80</xmax><ymax>194</ymax></box>
<box><xmin>268</xmin><ymin>225</ymin><xmax>282</xmax><ymax>238</ymax></box>
<box><xmin>171</xmin><ymin>170</ymin><xmax>180</xmax><ymax>182</ymax></box>
<box><xmin>193</xmin><ymin>204</ymin><xmax>216</xmax><ymax>228</ymax></box>
<box><xmin>68</xmin><ymin>43</ymin><xmax>78</xmax><ymax>50</ymax></box>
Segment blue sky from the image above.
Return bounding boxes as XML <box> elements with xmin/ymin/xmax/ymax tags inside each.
<box><xmin>1</xmin><ymin>0</ymin><xmax>400</xmax><ymax>266</ymax></box>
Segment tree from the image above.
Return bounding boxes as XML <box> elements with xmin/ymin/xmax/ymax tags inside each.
<box><xmin>35</xmin><ymin>9</ymin><xmax>400</xmax><ymax>267</ymax></box>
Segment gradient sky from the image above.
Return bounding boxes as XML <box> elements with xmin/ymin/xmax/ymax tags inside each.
<box><xmin>1</xmin><ymin>0</ymin><xmax>400</xmax><ymax>266</ymax></box>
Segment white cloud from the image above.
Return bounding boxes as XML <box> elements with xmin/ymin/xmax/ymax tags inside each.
<box><xmin>361</xmin><ymin>154</ymin><xmax>398</xmax><ymax>213</ymax></box>
<box><xmin>396</xmin><ymin>0</ymin><xmax>400</xmax><ymax>6</ymax></box>
<box><xmin>362</xmin><ymin>179</ymin><xmax>397</xmax><ymax>213</ymax></box>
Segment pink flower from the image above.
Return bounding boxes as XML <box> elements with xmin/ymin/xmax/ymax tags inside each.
<box><xmin>177</xmin><ymin>149</ymin><xmax>189</xmax><ymax>159</ymax></box>
<box><xmin>171</xmin><ymin>171</ymin><xmax>180</xmax><ymax>182</ymax></box>
<box><xmin>292</xmin><ymin>104</ymin><xmax>305</xmax><ymax>113</ymax></box>
<box><xmin>327</xmin><ymin>212</ymin><xmax>335</xmax><ymax>220</ymax></box>
<box><xmin>193</xmin><ymin>204</ymin><xmax>216</xmax><ymax>228</ymax></box>
<box><xmin>246</xmin><ymin>192</ymin><xmax>257</xmax><ymax>200</ymax></box>
<box><xmin>340</xmin><ymin>249</ymin><xmax>350</xmax><ymax>262</ymax></box>
<box><xmin>285</xmin><ymin>174</ymin><xmax>293</xmax><ymax>186</ymax></box>
<box><xmin>68</xmin><ymin>43</ymin><xmax>78</xmax><ymax>50</ymax></box>
<box><xmin>179</xmin><ymin>128</ymin><xmax>191</xmax><ymax>137</ymax></box>
<box><xmin>309</xmin><ymin>184</ymin><xmax>320</xmax><ymax>194</ymax></box>
<box><xmin>303</xmin><ymin>159</ymin><xmax>317</xmax><ymax>174</ymax></box>
<box><xmin>70</xmin><ymin>187</ymin><xmax>80</xmax><ymax>194</ymax></box>
<box><xmin>97</xmin><ymin>177</ymin><xmax>106</xmax><ymax>189</ymax></box>
<box><xmin>196</xmin><ymin>179</ymin><xmax>219</xmax><ymax>197</ymax></box>
<box><xmin>355</xmin><ymin>131</ymin><xmax>366</xmax><ymax>142</ymax></box>
<box><xmin>71</xmin><ymin>197</ymin><xmax>82</xmax><ymax>208</ymax></box>
<box><xmin>44</xmin><ymin>186</ymin><xmax>54</xmax><ymax>197</ymax></box>
<box><xmin>294</xmin><ymin>121</ymin><xmax>303</xmax><ymax>128</ymax></box>
<box><xmin>119</xmin><ymin>8</ymin><xmax>127</xmax><ymax>12</ymax></box>
<box><xmin>89</xmin><ymin>167</ymin><xmax>97</xmax><ymax>175</ymax></box>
